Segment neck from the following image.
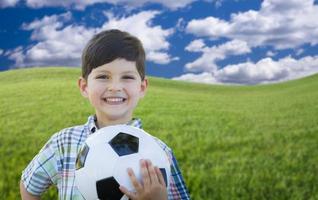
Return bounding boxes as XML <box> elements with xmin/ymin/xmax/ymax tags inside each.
<box><xmin>95</xmin><ymin>114</ymin><xmax>132</xmax><ymax>129</ymax></box>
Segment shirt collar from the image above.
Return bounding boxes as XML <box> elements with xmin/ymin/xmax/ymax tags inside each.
<box><xmin>86</xmin><ymin>115</ymin><xmax>142</xmax><ymax>135</ymax></box>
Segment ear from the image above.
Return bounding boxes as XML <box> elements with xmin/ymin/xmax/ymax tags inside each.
<box><xmin>78</xmin><ymin>77</ymin><xmax>89</xmax><ymax>98</ymax></box>
<box><xmin>139</xmin><ymin>77</ymin><xmax>148</xmax><ymax>98</ymax></box>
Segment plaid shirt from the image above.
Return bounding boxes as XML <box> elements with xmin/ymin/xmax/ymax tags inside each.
<box><xmin>21</xmin><ymin>115</ymin><xmax>190</xmax><ymax>199</ymax></box>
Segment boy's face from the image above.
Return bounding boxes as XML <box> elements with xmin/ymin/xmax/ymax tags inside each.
<box><xmin>78</xmin><ymin>58</ymin><xmax>148</xmax><ymax>126</ymax></box>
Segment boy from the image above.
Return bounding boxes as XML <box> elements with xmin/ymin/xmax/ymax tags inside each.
<box><xmin>20</xmin><ymin>29</ymin><xmax>190</xmax><ymax>200</ymax></box>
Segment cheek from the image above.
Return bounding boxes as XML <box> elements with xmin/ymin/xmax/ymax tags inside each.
<box><xmin>88</xmin><ymin>86</ymin><xmax>104</xmax><ymax>103</ymax></box>
<box><xmin>126</xmin><ymin>85</ymin><xmax>142</xmax><ymax>97</ymax></box>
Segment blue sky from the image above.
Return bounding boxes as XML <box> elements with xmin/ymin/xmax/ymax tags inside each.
<box><xmin>0</xmin><ymin>0</ymin><xmax>318</xmax><ymax>85</ymax></box>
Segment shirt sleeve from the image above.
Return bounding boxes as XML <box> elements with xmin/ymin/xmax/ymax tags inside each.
<box><xmin>21</xmin><ymin>138</ymin><xmax>59</xmax><ymax>196</ymax></box>
<box><xmin>153</xmin><ymin>137</ymin><xmax>191</xmax><ymax>199</ymax></box>
<box><xmin>167</xmin><ymin>149</ymin><xmax>191</xmax><ymax>200</ymax></box>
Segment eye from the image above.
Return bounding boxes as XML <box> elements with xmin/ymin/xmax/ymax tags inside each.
<box><xmin>122</xmin><ymin>75</ymin><xmax>135</xmax><ymax>80</ymax></box>
<box><xmin>96</xmin><ymin>75</ymin><xmax>109</xmax><ymax>79</ymax></box>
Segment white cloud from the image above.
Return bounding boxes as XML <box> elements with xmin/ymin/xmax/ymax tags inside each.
<box><xmin>0</xmin><ymin>0</ymin><xmax>19</xmax><ymax>8</ymax></box>
<box><xmin>185</xmin><ymin>39</ymin><xmax>251</xmax><ymax>72</ymax></box>
<box><xmin>9</xmin><ymin>12</ymin><xmax>97</xmax><ymax>68</ymax></box>
<box><xmin>185</xmin><ymin>39</ymin><xmax>206</xmax><ymax>52</ymax></box>
<box><xmin>8</xmin><ymin>10</ymin><xmax>175</xmax><ymax>67</ymax></box>
<box><xmin>176</xmin><ymin>18</ymin><xmax>186</xmax><ymax>32</ymax></box>
<box><xmin>266</xmin><ymin>50</ymin><xmax>276</xmax><ymax>57</ymax></box>
<box><xmin>295</xmin><ymin>48</ymin><xmax>304</xmax><ymax>56</ymax></box>
<box><xmin>0</xmin><ymin>49</ymin><xmax>3</xmax><ymax>55</ymax></box>
<box><xmin>23</xmin><ymin>12</ymin><xmax>72</xmax><ymax>29</ymax></box>
<box><xmin>24</xmin><ymin>0</ymin><xmax>197</xmax><ymax>10</ymax></box>
<box><xmin>187</xmin><ymin>17</ymin><xmax>230</xmax><ymax>39</ymax></box>
<box><xmin>147</xmin><ymin>51</ymin><xmax>179</xmax><ymax>65</ymax></box>
<box><xmin>173</xmin><ymin>55</ymin><xmax>318</xmax><ymax>85</ymax></box>
<box><xmin>102</xmin><ymin>11</ymin><xmax>175</xmax><ymax>64</ymax></box>
<box><xmin>186</xmin><ymin>0</ymin><xmax>318</xmax><ymax>49</ymax></box>
<box><xmin>7</xmin><ymin>46</ymin><xmax>24</xmax><ymax>66</ymax></box>
<box><xmin>140</xmin><ymin>0</ymin><xmax>196</xmax><ymax>10</ymax></box>
<box><xmin>9</xmin><ymin>0</ymin><xmax>228</xmax><ymax>10</ymax></box>
<box><xmin>173</xmin><ymin>72</ymin><xmax>220</xmax><ymax>84</ymax></box>
<box><xmin>181</xmin><ymin>0</ymin><xmax>318</xmax><ymax>84</ymax></box>
<box><xmin>25</xmin><ymin>0</ymin><xmax>73</xmax><ymax>9</ymax></box>
<box><xmin>217</xmin><ymin>56</ymin><xmax>318</xmax><ymax>84</ymax></box>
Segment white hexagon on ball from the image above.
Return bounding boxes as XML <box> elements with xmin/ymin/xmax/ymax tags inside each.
<box><xmin>75</xmin><ymin>125</ymin><xmax>171</xmax><ymax>200</ymax></box>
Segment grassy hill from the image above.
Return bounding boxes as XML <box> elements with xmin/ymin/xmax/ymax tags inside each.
<box><xmin>0</xmin><ymin>67</ymin><xmax>317</xmax><ymax>199</ymax></box>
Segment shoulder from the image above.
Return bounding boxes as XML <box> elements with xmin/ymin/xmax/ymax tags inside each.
<box><xmin>56</xmin><ymin>124</ymin><xmax>87</xmax><ymax>139</ymax></box>
<box><xmin>152</xmin><ymin>136</ymin><xmax>172</xmax><ymax>151</ymax></box>
<box><xmin>151</xmin><ymin>136</ymin><xmax>175</xmax><ymax>162</ymax></box>
<box><xmin>43</xmin><ymin>124</ymin><xmax>88</xmax><ymax>150</ymax></box>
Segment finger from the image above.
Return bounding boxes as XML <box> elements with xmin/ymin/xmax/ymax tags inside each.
<box><xmin>147</xmin><ymin>159</ymin><xmax>159</xmax><ymax>184</ymax></box>
<box><xmin>140</xmin><ymin>159</ymin><xmax>150</xmax><ymax>187</ymax></box>
<box><xmin>127</xmin><ymin>168</ymin><xmax>143</xmax><ymax>192</ymax></box>
<box><xmin>155</xmin><ymin>166</ymin><xmax>166</xmax><ymax>186</ymax></box>
<box><xmin>119</xmin><ymin>185</ymin><xmax>137</xmax><ymax>200</ymax></box>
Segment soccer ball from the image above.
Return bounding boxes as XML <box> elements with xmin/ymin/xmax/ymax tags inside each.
<box><xmin>75</xmin><ymin>125</ymin><xmax>171</xmax><ymax>200</ymax></box>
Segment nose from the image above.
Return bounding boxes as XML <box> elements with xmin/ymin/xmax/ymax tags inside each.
<box><xmin>107</xmin><ymin>79</ymin><xmax>123</xmax><ymax>92</ymax></box>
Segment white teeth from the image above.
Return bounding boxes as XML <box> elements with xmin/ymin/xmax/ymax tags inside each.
<box><xmin>105</xmin><ymin>97</ymin><xmax>125</xmax><ymax>102</ymax></box>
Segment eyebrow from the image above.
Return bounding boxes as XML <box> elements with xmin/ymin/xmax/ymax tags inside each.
<box><xmin>94</xmin><ymin>70</ymin><xmax>138</xmax><ymax>75</ymax></box>
<box><xmin>120</xmin><ymin>70</ymin><xmax>138</xmax><ymax>74</ymax></box>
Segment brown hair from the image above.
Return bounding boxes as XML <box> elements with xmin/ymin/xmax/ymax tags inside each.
<box><xmin>81</xmin><ymin>29</ymin><xmax>146</xmax><ymax>80</ymax></box>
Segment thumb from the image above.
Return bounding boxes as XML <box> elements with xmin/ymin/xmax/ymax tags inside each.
<box><xmin>119</xmin><ymin>185</ymin><xmax>137</xmax><ymax>200</ymax></box>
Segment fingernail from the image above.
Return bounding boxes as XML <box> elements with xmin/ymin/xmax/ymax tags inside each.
<box><xmin>119</xmin><ymin>185</ymin><xmax>124</xmax><ymax>191</ymax></box>
<box><xmin>140</xmin><ymin>159</ymin><xmax>145</xmax><ymax>166</ymax></box>
<box><xmin>127</xmin><ymin>168</ymin><xmax>132</xmax><ymax>175</ymax></box>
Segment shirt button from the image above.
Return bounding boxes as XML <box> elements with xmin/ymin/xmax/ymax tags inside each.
<box><xmin>91</xmin><ymin>127</ymin><xmax>96</xmax><ymax>133</ymax></box>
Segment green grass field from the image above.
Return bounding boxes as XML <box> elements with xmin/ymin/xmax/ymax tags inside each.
<box><xmin>0</xmin><ymin>67</ymin><xmax>317</xmax><ymax>199</ymax></box>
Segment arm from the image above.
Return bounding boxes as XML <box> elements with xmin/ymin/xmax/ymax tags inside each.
<box><xmin>21</xmin><ymin>134</ymin><xmax>59</xmax><ymax>199</ymax></box>
<box><xmin>20</xmin><ymin>181</ymin><xmax>41</xmax><ymax>200</ymax></box>
<box><xmin>168</xmin><ymin>152</ymin><xmax>191</xmax><ymax>200</ymax></box>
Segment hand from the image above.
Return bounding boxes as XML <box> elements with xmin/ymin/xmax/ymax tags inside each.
<box><xmin>119</xmin><ymin>159</ymin><xmax>168</xmax><ymax>200</ymax></box>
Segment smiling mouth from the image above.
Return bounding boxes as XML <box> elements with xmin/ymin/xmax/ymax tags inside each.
<box><xmin>103</xmin><ymin>97</ymin><xmax>127</xmax><ymax>104</ymax></box>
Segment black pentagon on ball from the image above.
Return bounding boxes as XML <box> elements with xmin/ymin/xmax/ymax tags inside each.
<box><xmin>96</xmin><ymin>177</ymin><xmax>123</xmax><ymax>200</ymax></box>
<box><xmin>159</xmin><ymin>168</ymin><xmax>168</xmax><ymax>187</ymax></box>
<box><xmin>109</xmin><ymin>132</ymin><xmax>139</xmax><ymax>156</ymax></box>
